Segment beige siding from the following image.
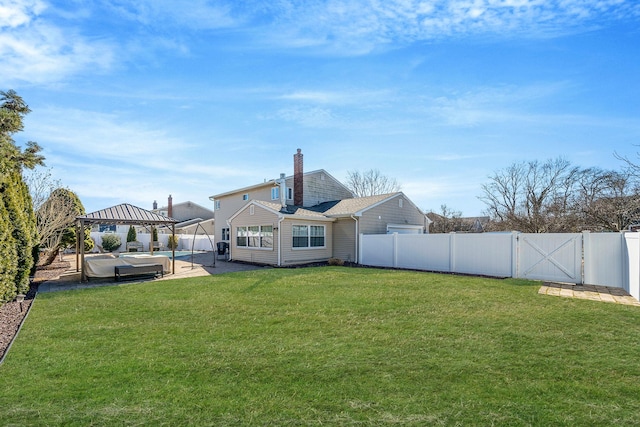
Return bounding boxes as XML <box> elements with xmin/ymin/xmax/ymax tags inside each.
<box><xmin>285</xmin><ymin>171</ymin><xmax>353</xmax><ymax>207</ymax></box>
<box><xmin>214</xmin><ymin>184</ymin><xmax>277</xmax><ymax>243</ymax></box>
<box><xmin>230</xmin><ymin>204</ymin><xmax>279</xmax><ymax>265</ymax></box>
<box><xmin>280</xmin><ymin>220</ymin><xmax>333</xmax><ymax>266</ymax></box>
<box><xmin>359</xmin><ymin>196</ymin><xmax>426</xmax><ymax>234</ymax></box>
<box><xmin>332</xmin><ymin>218</ymin><xmax>357</xmax><ymax>262</ymax></box>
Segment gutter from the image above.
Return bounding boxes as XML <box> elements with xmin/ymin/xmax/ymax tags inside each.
<box><xmin>277</xmin><ymin>216</ymin><xmax>284</xmax><ymax>266</ymax></box>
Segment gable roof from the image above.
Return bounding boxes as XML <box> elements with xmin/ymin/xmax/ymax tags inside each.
<box><xmin>307</xmin><ymin>192</ymin><xmax>424</xmax><ymax>217</ymax></box>
<box><xmin>76</xmin><ymin>203</ymin><xmax>177</xmax><ymax>225</ymax></box>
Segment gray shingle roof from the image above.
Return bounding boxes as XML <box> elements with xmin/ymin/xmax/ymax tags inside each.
<box><xmin>322</xmin><ymin>193</ymin><xmax>399</xmax><ymax>216</ymax></box>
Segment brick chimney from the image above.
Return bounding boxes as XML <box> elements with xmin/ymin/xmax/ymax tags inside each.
<box><xmin>168</xmin><ymin>194</ymin><xmax>173</xmax><ymax>218</ymax></box>
<box><xmin>294</xmin><ymin>148</ymin><xmax>303</xmax><ymax>206</ymax></box>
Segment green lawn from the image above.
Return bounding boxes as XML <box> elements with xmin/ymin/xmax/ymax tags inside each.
<box><xmin>1</xmin><ymin>267</ymin><xmax>639</xmax><ymax>426</ymax></box>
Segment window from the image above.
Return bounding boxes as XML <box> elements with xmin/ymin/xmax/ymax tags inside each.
<box><xmin>271</xmin><ymin>187</ymin><xmax>279</xmax><ymax>200</ymax></box>
<box><xmin>250</xmin><ymin>205</ymin><xmax>255</xmax><ymax>215</ymax></box>
<box><xmin>292</xmin><ymin>225</ymin><xmax>325</xmax><ymax>248</ymax></box>
<box><xmin>287</xmin><ymin>187</ymin><xmax>293</xmax><ymax>200</ymax></box>
<box><xmin>222</xmin><ymin>228</ymin><xmax>230</xmax><ymax>241</ymax></box>
<box><xmin>242</xmin><ymin>193</ymin><xmax>249</xmax><ymax>201</ymax></box>
<box><xmin>214</xmin><ymin>200</ymin><xmax>220</xmax><ymax>210</ymax></box>
<box><xmin>236</xmin><ymin>225</ymin><xmax>273</xmax><ymax>249</ymax></box>
<box><xmin>399</xmin><ymin>198</ymin><xmax>404</xmax><ymax>208</ymax></box>
<box><xmin>237</xmin><ymin>226</ymin><xmax>248</xmax><ymax>247</ymax></box>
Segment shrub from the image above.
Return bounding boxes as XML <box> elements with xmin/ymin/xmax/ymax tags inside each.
<box><xmin>101</xmin><ymin>234</ymin><xmax>122</xmax><ymax>252</ymax></box>
<box><xmin>328</xmin><ymin>258</ymin><xmax>345</xmax><ymax>266</ymax></box>
<box><xmin>168</xmin><ymin>235</ymin><xmax>179</xmax><ymax>250</ymax></box>
<box><xmin>127</xmin><ymin>226</ymin><xmax>137</xmax><ymax>243</ymax></box>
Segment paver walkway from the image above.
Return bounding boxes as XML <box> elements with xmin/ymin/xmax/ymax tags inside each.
<box><xmin>539</xmin><ymin>282</ymin><xmax>640</xmax><ymax>306</ymax></box>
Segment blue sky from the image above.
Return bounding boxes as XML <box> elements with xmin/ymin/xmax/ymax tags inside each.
<box><xmin>3</xmin><ymin>0</ymin><xmax>640</xmax><ymax>216</ymax></box>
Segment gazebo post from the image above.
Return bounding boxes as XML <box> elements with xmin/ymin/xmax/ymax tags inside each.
<box><xmin>75</xmin><ymin>221</ymin><xmax>80</xmax><ymax>273</ymax></box>
<box><xmin>150</xmin><ymin>225</ymin><xmax>155</xmax><ymax>255</ymax></box>
<box><xmin>171</xmin><ymin>223</ymin><xmax>176</xmax><ymax>274</ymax></box>
<box><xmin>80</xmin><ymin>220</ymin><xmax>86</xmax><ymax>282</ymax></box>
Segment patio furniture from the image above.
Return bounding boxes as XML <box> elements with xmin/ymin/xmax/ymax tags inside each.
<box><xmin>217</xmin><ymin>242</ymin><xmax>229</xmax><ymax>260</ymax></box>
<box><xmin>126</xmin><ymin>241</ymin><xmax>144</xmax><ymax>252</ymax></box>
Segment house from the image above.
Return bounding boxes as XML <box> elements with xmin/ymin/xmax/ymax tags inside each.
<box><xmin>151</xmin><ymin>196</ymin><xmax>215</xmax><ymax>235</ymax></box>
<box><xmin>229</xmin><ymin>192</ymin><xmax>427</xmax><ymax>266</ymax></box>
<box><xmin>210</xmin><ymin>149</ymin><xmax>428</xmax><ymax>266</ymax></box>
<box><xmin>209</xmin><ymin>149</ymin><xmax>354</xmax><ymax>247</ymax></box>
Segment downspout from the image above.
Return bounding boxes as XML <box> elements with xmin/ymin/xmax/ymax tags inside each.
<box><xmin>226</xmin><ymin>219</ymin><xmax>232</xmax><ymax>261</ymax></box>
<box><xmin>351</xmin><ymin>215</ymin><xmax>359</xmax><ymax>264</ymax></box>
<box><xmin>277</xmin><ymin>216</ymin><xmax>285</xmax><ymax>267</ymax></box>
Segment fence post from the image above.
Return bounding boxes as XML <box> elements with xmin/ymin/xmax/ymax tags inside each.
<box><xmin>582</xmin><ymin>230</ymin><xmax>590</xmax><ymax>285</ymax></box>
<box><xmin>393</xmin><ymin>232</ymin><xmax>398</xmax><ymax>268</ymax></box>
<box><xmin>511</xmin><ymin>231</ymin><xmax>519</xmax><ymax>279</ymax></box>
<box><xmin>449</xmin><ymin>232</ymin><xmax>456</xmax><ymax>273</ymax></box>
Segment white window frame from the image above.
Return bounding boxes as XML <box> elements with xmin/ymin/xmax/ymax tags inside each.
<box><xmin>271</xmin><ymin>187</ymin><xmax>279</xmax><ymax>200</ymax></box>
<box><xmin>236</xmin><ymin>225</ymin><xmax>273</xmax><ymax>250</ymax></box>
<box><xmin>242</xmin><ymin>193</ymin><xmax>249</xmax><ymax>201</ymax></box>
<box><xmin>287</xmin><ymin>187</ymin><xmax>293</xmax><ymax>200</ymax></box>
<box><xmin>292</xmin><ymin>224</ymin><xmax>326</xmax><ymax>249</ymax></box>
<box><xmin>214</xmin><ymin>200</ymin><xmax>221</xmax><ymax>210</ymax></box>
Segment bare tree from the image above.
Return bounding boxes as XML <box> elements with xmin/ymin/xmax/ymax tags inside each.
<box><xmin>346</xmin><ymin>169</ymin><xmax>401</xmax><ymax>197</ymax></box>
<box><xmin>23</xmin><ymin>169</ymin><xmax>81</xmax><ymax>265</ymax></box>
<box><xmin>480</xmin><ymin>158</ymin><xmax>581</xmax><ymax>233</ymax></box>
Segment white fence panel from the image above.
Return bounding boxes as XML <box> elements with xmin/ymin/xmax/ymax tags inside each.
<box><xmin>624</xmin><ymin>233</ymin><xmax>640</xmax><ymax>300</ymax></box>
<box><xmin>395</xmin><ymin>234</ymin><xmax>451</xmax><ymax>271</ymax></box>
<box><xmin>179</xmin><ymin>235</ymin><xmax>214</xmax><ymax>251</ymax></box>
<box><xmin>517</xmin><ymin>233</ymin><xmax>582</xmax><ymax>283</ymax></box>
<box><xmin>360</xmin><ymin>234</ymin><xmax>395</xmax><ymax>267</ymax></box>
<box><xmin>584</xmin><ymin>232</ymin><xmax>625</xmax><ymax>289</ymax></box>
<box><xmin>451</xmin><ymin>233</ymin><xmax>515</xmax><ymax>277</ymax></box>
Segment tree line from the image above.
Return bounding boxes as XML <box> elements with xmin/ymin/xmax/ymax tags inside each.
<box><xmin>428</xmin><ymin>156</ymin><xmax>640</xmax><ymax>233</ymax></box>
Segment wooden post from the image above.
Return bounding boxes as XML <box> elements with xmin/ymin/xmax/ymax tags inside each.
<box><xmin>171</xmin><ymin>223</ymin><xmax>175</xmax><ymax>274</ymax></box>
<box><xmin>80</xmin><ymin>221</ymin><xmax>86</xmax><ymax>282</ymax></box>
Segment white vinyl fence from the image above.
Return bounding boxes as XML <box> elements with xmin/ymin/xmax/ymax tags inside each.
<box><xmin>360</xmin><ymin>231</ymin><xmax>639</xmax><ymax>301</ymax></box>
<box><xmin>90</xmin><ymin>232</ymin><xmax>215</xmax><ymax>252</ymax></box>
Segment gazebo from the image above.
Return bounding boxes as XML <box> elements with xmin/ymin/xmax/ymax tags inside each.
<box><xmin>75</xmin><ymin>203</ymin><xmax>178</xmax><ymax>282</ymax></box>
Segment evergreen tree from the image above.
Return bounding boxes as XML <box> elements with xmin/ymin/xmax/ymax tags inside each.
<box><xmin>127</xmin><ymin>225</ymin><xmax>137</xmax><ymax>242</ymax></box>
<box><xmin>0</xmin><ymin>190</ymin><xmax>18</xmax><ymax>302</ymax></box>
<box><xmin>0</xmin><ymin>89</ymin><xmax>44</xmax><ymax>302</ymax></box>
<box><xmin>3</xmin><ymin>171</ymin><xmax>34</xmax><ymax>293</ymax></box>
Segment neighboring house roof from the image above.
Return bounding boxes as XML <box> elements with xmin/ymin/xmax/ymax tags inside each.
<box><xmin>175</xmin><ymin>217</ymin><xmax>214</xmax><ymax>228</ymax></box>
<box><xmin>77</xmin><ymin>203</ymin><xmax>177</xmax><ymax>225</ymax></box>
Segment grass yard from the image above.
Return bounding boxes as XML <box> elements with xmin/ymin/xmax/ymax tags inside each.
<box><xmin>1</xmin><ymin>267</ymin><xmax>639</xmax><ymax>426</ymax></box>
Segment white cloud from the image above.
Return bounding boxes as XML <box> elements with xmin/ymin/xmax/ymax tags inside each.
<box><xmin>101</xmin><ymin>0</ymin><xmax>239</xmax><ymax>29</ymax></box>
<box><xmin>239</xmin><ymin>0</ymin><xmax>640</xmax><ymax>54</ymax></box>
<box><xmin>0</xmin><ymin>0</ymin><xmax>45</xmax><ymax>28</ymax></box>
<box><xmin>0</xmin><ymin>1</ymin><xmax>114</xmax><ymax>85</ymax></box>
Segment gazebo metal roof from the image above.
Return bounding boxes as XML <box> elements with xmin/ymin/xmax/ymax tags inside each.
<box><xmin>75</xmin><ymin>203</ymin><xmax>178</xmax><ymax>281</ymax></box>
<box><xmin>76</xmin><ymin>203</ymin><xmax>178</xmax><ymax>226</ymax></box>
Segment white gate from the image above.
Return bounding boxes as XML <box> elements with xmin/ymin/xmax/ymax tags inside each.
<box><xmin>517</xmin><ymin>233</ymin><xmax>582</xmax><ymax>283</ymax></box>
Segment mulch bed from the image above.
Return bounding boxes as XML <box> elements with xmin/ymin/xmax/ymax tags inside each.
<box><xmin>0</xmin><ymin>260</ymin><xmax>70</xmax><ymax>361</ymax></box>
